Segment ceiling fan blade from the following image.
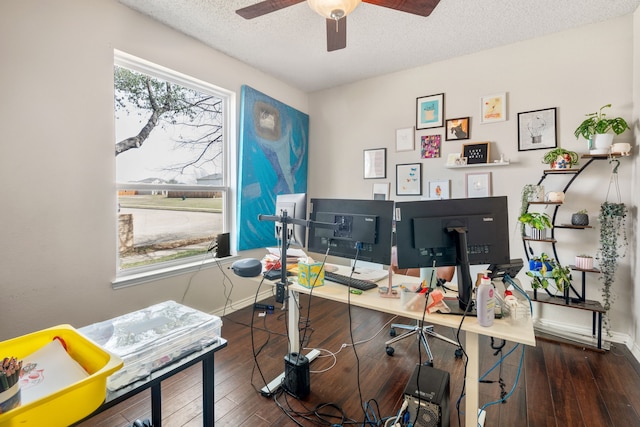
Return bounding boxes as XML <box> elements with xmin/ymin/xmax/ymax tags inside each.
<box><xmin>236</xmin><ymin>0</ymin><xmax>305</xmax><ymax>19</ymax></box>
<box><xmin>326</xmin><ymin>17</ymin><xmax>347</xmax><ymax>52</ymax></box>
<box><xmin>363</xmin><ymin>0</ymin><xmax>441</xmax><ymax>17</ymax></box>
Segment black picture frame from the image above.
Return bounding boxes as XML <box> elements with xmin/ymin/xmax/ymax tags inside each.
<box><xmin>396</xmin><ymin>163</ymin><xmax>422</xmax><ymax>196</ymax></box>
<box><xmin>363</xmin><ymin>148</ymin><xmax>387</xmax><ymax>179</ymax></box>
<box><xmin>416</xmin><ymin>93</ymin><xmax>445</xmax><ymax>130</ymax></box>
<box><xmin>445</xmin><ymin>117</ymin><xmax>470</xmax><ymax>140</ymax></box>
<box><xmin>517</xmin><ymin>107</ymin><xmax>558</xmax><ymax>151</ymax></box>
<box><xmin>462</xmin><ymin>142</ymin><xmax>490</xmax><ymax>164</ymax></box>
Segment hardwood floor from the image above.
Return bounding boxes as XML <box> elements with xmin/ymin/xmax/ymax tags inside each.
<box><xmin>79</xmin><ymin>295</ymin><xmax>640</xmax><ymax>426</ymax></box>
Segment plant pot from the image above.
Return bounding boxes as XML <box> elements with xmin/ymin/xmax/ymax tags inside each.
<box><xmin>590</xmin><ymin>133</ymin><xmax>614</xmax><ymax>155</ymax></box>
<box><xmin>571</xmin><ymin>213</ymin><xmax>589</xmax><ymax>226</ymax></box>
<box><xmin>575</xmin><ymin>256</ymin><xmax>594</xmax><ymax>270</ymax></box>
<box><xmin>551</xmin><ymin>155</ymin><xmax>572</xmax><ymax>169</ymax></box>
<box><xmin>528</xmin><ymin>227</ymin><xmax>546</xmax><ymax>240</ymax></box>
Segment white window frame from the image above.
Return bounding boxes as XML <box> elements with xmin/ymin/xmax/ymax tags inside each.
<box><xmin>112</xmin><ymin>50</ymin><xmax>237</xmax><ymax>289</ymax></box>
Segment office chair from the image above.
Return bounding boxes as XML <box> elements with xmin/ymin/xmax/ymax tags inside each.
<box><xmin>384</xmin><ymin>258</ymin><xmax>462</xmax><ymax>365</ymax></box>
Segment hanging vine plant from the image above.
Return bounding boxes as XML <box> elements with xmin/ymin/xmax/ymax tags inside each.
<box><xmin>596</xmin><ymin>159</ymin><xmax>628</xmax><ymax>336</ymax></box>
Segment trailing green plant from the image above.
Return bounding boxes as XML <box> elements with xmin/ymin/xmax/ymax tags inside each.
<box><xmin>597</xmin><ymin>201</ymin><xmax>628</xmax><ymax>335</ymax></box>
<box><xmin>574</xmin><ymin>104</ymin><xmax>630</xmax><ymax>140</ymax></box>
<box><xmin>542</xmin><ymin>148</ymin><xmax>579</xmax><ymax>167</ymax></box>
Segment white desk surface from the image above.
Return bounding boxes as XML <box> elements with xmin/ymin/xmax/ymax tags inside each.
<box><xmin>288</xmin><ymin>264</ymin><xmax>536</xmax><ymax>347</ymax></box>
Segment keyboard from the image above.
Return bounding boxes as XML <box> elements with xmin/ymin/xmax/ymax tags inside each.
<box><xmin>324</xmin><ymin>271</ymin><xmax>378</xmax><ymax>291</ymax></box>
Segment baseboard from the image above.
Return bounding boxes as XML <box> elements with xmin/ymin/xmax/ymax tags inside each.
<box><xmin>210</xmin><ymin>289</ymin><xmax>275</xmax><ymax>318</ymax></box>
<box><xmin>533</xmin><ymin>318</ymin><xmax>633</xmax><ymax>353</ymax></box>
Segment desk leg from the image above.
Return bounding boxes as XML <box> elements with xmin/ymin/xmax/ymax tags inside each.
<box><xmin>202</xmin><ymin>352</ymin><xmax>215</xmax><ymax>426</ymax></box>
<box><xmin>288</xmin><ymin>288</ymin><xmax>300</xmax><ymax>353</ymax></box>
<box><xmin>151</xmin><ymin>383</ymin><xmax>162</xmax><ymax>427</ymax></box>
<box><xmin>465</xmin><ymin>332</ymin><xmax>479</xmax><ymax>427</ymax></box>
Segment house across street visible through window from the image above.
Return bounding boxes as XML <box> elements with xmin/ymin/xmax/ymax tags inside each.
<box><xmin>114</xmin><ymin>51</ymin><xmax>232</xmax><ymax>277</ymax></box>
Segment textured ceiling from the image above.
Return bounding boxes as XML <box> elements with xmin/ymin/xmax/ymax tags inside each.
<box><xmin>118</xmin><ymin>0</ymin><xmax>640</xmax><ymax>92</ymax></box>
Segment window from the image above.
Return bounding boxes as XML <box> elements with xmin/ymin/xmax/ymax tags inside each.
<box><xmin>114</xmin><ymin>51</ymin><xmax>234</xmax><ymax>283</ymax></box>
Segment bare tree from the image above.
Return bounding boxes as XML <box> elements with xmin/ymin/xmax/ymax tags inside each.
<box><xmin>114</xmin><ymin>66</ymin><xmax>223</xmax><ymax>175</ymax></box>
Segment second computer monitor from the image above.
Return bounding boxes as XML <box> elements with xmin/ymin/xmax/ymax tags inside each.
<box><xmin>307</xmin><ymin>198</ymin><xmax>394</xmax><ymax>266</ymax></box>
<box><xmin>394</xmin><ymin>196</ymin><xmax>511</xmax><ymax>310</ymax></box>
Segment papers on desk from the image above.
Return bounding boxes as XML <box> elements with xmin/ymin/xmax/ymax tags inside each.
<box><xmin>266</xmin><ymin>247</ymin><xmax>307</xmax><ymax>259</ymax></box>
<box><xmin>351</xmin><ymin>267</ymin><xmax>389</xmax><ymax>282</ymax></box>
<box><xmin>20</xmin><ymin>339</ymin><xmax>89</xmax><ymax>405</ymax></box>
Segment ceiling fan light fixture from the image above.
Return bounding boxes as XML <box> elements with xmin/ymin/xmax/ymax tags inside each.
<box><xmin>307</xmin><ymin>0</ymin><xmax>361</xmax><ymax>20</ymax></box>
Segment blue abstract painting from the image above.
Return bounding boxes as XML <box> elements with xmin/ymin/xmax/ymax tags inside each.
<box><xmin>237</xmin><ymin>85</ymin><xmax>309</xmax><ymax>251</ymax></box>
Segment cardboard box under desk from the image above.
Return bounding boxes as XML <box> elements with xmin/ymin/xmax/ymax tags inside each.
<box><xmin>297</xmin><ymin>262</ymin><xmax>324</xmax><ymax>288</ymax></box>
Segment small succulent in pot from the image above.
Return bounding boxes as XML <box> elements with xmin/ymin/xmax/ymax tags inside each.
<box><xmin>571</xmin><ymin>209</ymin><xmax>589</xmax><ymax>226</ymax></box>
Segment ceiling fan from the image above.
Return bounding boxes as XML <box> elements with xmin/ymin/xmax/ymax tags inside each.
<box><xmin>236</xmin><ymin>0</ymin><xmax>441</xmax><ymax>52</ymax></box>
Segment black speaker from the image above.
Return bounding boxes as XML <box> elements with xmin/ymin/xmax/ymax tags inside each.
<box><xmin>283</xmin><ymin>352</ymin><xmax>310</xmax><ymax>399</ymax></box>
<box><xmin>403</xmin><ymin>364</ymin><xmax>450</xmax><ymax>427</ymax></box>
<box><xmin>215</xmin><ymin>232</ymin><xmax>230</xmax><ymax>258</ymax></box>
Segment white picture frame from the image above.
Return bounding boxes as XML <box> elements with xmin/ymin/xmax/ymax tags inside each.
<box><xmin>372</xmin><ymin>182</ymin><xmax>390</xmax><ymax>200</ymax></box>
<box><xmin>428</xmin><ymin>180</ymin><xmax>450</xmax><ymax>199</ymax></box>
<box><xmin>480</xmin><ymin>93</ymin><xmax>507</xmax><ymax>123</ymax></box>
<box><xmin>466</xmin><ymin>172</ymin><xmax>492</xmax><ymax>198</ymax></box>
<box><xmin>395</xmin><ymin>127</ymin><xmax>415</xmax><ymax>152</ymax></box>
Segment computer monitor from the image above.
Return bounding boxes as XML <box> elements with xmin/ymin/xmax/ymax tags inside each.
<box><xmin>394</xmin><ymin>196</ymin><xmax>510</xmax><ymax>312</ymax></box>
<box><xmin>274</xmin><ymin>193</ymin><xmax>307</xmax><ymax>247</ymax></box>
<box><xmin>307</xmin><ymin>198</ymin><xmax>394</xmax><ymax>266</ymax></box>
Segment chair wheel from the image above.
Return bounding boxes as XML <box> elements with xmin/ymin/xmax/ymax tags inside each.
<box><xmin>455</xmin><ymin>348</ymin><xmax>463</xmax><ymax>359</ymax></box>
<box><xmin>386</xmin><ymin>346</ymin><xmax>395</xmax><ymax>356</ymax></box>
<box><xmin>389</xmin><ymin>328</ymin><xmax>396</xmax><ymax>337</ymax></box>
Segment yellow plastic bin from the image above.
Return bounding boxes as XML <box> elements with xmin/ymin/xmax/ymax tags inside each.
<box><xmin>0</xmin><ymin>325</ymin><xmax>123</xmax><ymax>427</ymax></box>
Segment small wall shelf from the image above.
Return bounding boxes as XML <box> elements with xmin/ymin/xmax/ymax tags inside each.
<box><xmin>445</xmin><ymin>161</ymin><xmax>510</xmax><ymax>169</ymax></box>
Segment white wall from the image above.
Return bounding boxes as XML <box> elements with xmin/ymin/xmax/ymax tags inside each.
<box><xmin>0</xmin><ymin>0</ymin><xmax>307</xmax><ymax>340</ymax></box>
<box><xmin>308</xmin><ymin>16</ymin><xmax>637</xmax><ymax>346</ymax></box>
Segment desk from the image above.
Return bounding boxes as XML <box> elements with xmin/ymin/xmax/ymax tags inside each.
<box><xmin>77</xmin><ymin>338</ymin><xmax>227</xmax><ymax>427</ymax></box>
<box><xmin>280</xmin><ymin>265</ymin><xmax>535</xmax><ymax>427</ymax></box>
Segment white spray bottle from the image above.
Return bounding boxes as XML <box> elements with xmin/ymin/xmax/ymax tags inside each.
<box><xmin>476</xmin><ymin>270</ymin><xmax>495</xmax><ymax>327</ymax></box>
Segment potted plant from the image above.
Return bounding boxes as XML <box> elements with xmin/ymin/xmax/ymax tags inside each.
<box><xmin>526</xmin><ymin>256</ymin><xmax>571</xmax><ymax>292</ymax></box>
<box><xmin>542</xmin><ymin>148</ymin><xmax>579</xmax><ymax>169</ymax></box>
<box><xmin>597</xmin><ymin>201</ymin><xmax>628</xmax><ymax>335</ymax></box>
<box><xmin>571</xmin><ymin>209</ymin><xmax>589</xmax><ymax>226</ymax></box>
<box><xmin>574</xmin><ymin>104</ymin><xmax>629</xmax><ymax>154</ymax></box>
<box><xmin>574</xmin><ymin>254</ymin><xmax>594</xmax><ymax>270</ymax></box>
<box><xmin>518</xmin><ymin>211</ymin><xmax>552</xmax><ymax>240</ymax></box>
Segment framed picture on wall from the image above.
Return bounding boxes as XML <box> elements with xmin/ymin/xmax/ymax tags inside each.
<box><xmin>462</xmin><ymin>142</ymin><xmax>490</xmax><ymax>164</ymax></box>
<box><xmin>363</xmin><ymin>148</ymin><xmax>386</xmax><ymax>179</ymax></box>
<box><xmin>372</xmin><ymin>182</ymin><xmax>390</xmax><ymax>200</ymax></box>
<box><xmin>395</xmin><ymin>127</ymin><xmax>415</xmax><ymax>151</ymax></box>
<box><xmin>416</xmin><ymin>93</ymin><xmax>444</xmax><ymax>130</ymax></box>
<box><xmin>466</xmin><ymin>172</ymin><xmax>492</xmax><ymax>198</ymax></box>
<box><xmin>445</xmin><ymin>117</ymin><xmax>470</xmax><ymax>140</ymax></box>
<box><xmin>396</xmin><ymin>163</ymin><xmax>422</xmax><ymax>196</ymax></box>
<box><xmin>428</xmin><ymin>180</ymin><xmax>450</xmax><ymax>199</ymax></box>
<box><xmin>517</xmin><ymin>107</ymin><xmax>557</xmax><ymax>151</ymax></box>
<box><xmin>480</xmin><ymin>93</ymin><xmax>507</xmax><ymax>123</ymax></box>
